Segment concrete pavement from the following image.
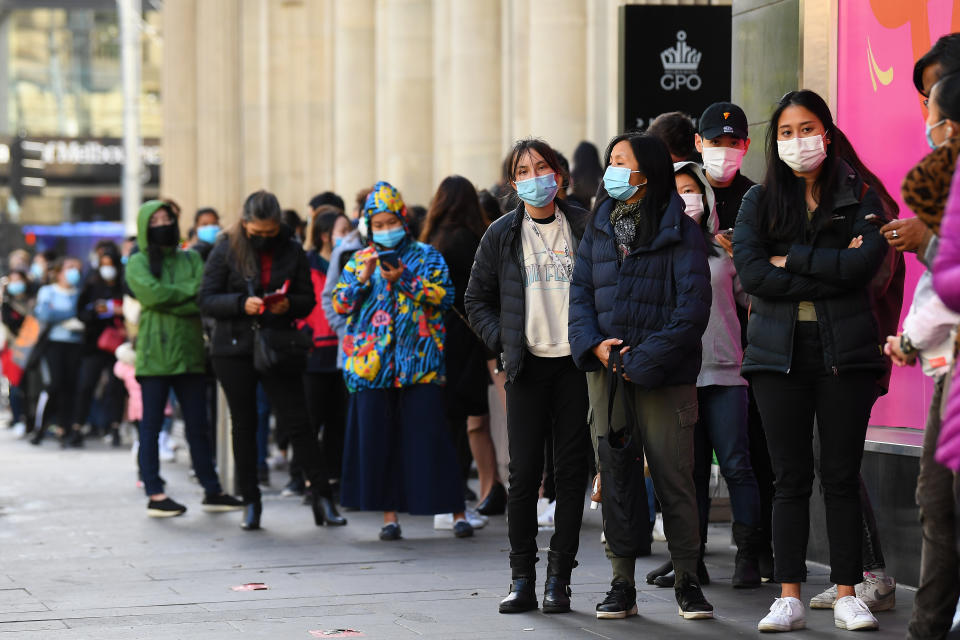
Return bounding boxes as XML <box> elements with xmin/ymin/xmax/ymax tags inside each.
<box><xmin>0</xmin><ymin>425</ymin><xmax>917</xmax><ymax>639</ymax></box>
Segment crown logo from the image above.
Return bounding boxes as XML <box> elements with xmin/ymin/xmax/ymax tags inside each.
<box><xmin>660</xmin><ymin>31</ymin><xmax>701</xmax><ymax>73</ymax></box>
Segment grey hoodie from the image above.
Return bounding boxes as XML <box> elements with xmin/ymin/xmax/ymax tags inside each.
<box><xmin>674</xmin><ymin>161</ymin><xmax>748</xmax><ymax>387</ymax></box>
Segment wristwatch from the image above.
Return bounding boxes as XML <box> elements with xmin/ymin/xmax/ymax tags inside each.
<box><xmin>900</xmin><ymin>333</ymin><xmax>918</xmax><ymax>356</ymax></box>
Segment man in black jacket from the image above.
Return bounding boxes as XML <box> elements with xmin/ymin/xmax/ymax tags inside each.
<box><xmin>465</xmin><ymin>139</ymin><xmax>589</xmax><ymax>615</ymax></box>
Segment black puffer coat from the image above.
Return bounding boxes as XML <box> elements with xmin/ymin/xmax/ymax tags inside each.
<box><xmin>464</xmin><ymin>199</ymin><xmax>588</xmax><ymax>382</ymax></box>
<box><xmin>199</xmin><ymin>226</ymin><xmax>315</xmax><ymax>358</ymax></box>
<box><xmin>732</xmin><ymin>162</ymin><xmax>887</xmax><ymax>376</ymax></box>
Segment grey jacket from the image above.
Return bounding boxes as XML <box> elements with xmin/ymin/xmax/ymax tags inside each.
<box><xmin>321</xmin><ymin>229</ymin><xmax>363</xmax><ymax>369</ymax></box>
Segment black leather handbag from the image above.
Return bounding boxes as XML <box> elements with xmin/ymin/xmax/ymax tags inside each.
<box><xmin>252</xmin><ymin>322</ymin><xmax>312</xmax><ymax>375</ymax></box>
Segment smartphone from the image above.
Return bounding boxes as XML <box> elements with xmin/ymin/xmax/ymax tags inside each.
<box><xmin>379</xmin><ymin>250</ymin><xmax>400</xmax><ymax>269</ymax></box>
<box><xmin>721</xmin><ymin>228</ymin><xmax>734</xmax><ymax>240</ymax></box>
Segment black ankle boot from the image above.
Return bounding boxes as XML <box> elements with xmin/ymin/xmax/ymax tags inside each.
<box><xmin>476</xmin><ymin>482</ymin><xmax>507</xmax><ymax>516</ymax></box>
<box><xmin>241</xmin><ymin>502</ymin><xmax>262</xmax><ymax>530</ymax></box>
<box><xmin>675</xmin><ymin>573</ymin><xmax>714</xmax><ymax>620</ymax></box>
<box><xmin>312</xmin><ymin>494</ymin><xmax>347</xmax><ymax>526</ymax></box>
<box><xmin>646</xmin><ymin>558</ymin><xmax>673</xmax><ymax>585</ymax></box>
<box><xmin>732</xmin><ymin>522</ymin><xmax>762</xmax><ymax>588</ymax></box>
<box><xmin>542</xmin><ymin>550</ymin><xmax>576</xmax><ymax>613</ymax></box>
<box><xmin>499</xmin><ymin>577</ymin><xmax>538</xmax><ymax>613</ymax></box>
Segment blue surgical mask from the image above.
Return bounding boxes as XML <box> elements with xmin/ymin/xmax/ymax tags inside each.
<box><xmin>7</xmin><ymin>281</ymin><xmax>25</xmax><ymax>297</ymax></box>
<box><xmin>121</xmin><ymin>255</ymin><xmax>129</xmax><ymax>265</ymax></box>
<box><xmin>603</xmin><ymin>166</ymin><xmax>645</xmax><ymax>201</ymax></box>
<box><xmin>29</xmin><ymin>263</ymin><xmax>44</xmax><ymax>280</ymax></box>
<box><xmin>196</xmin><ymin>224</ymin><xmax>221</xmax><ymax>245</ymax></box>
<box><xmin>65</xmin><ymin>268</ymin><xmax>81</xmax><ymax>287</ymax></box>
<box><xmin>372</xmin><ymin>227</ymin><xmax>406</xmax><ymax>248</ymax></box>
<box><xmin>334</xmin><ymin>237</ymin><xmax>344</xmax><ymax>249</ymax></box>
<box><xmin>927</xmin><ymin>119</ymin><xmax>947</xmax><ymax>150</ymax></box>
<box><xmin>515</xmin><ymin>173</ymin><xmax>559</xmax><ymax>208</ymax></box>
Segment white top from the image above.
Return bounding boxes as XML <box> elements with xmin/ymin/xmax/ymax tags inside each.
<box><xmin>520</xmin><ymin>208</ymin><xmax>573</xmax><ymax>358</ymax></box>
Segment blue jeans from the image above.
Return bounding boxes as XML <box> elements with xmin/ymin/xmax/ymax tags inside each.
<box><xmin>694</xmin><ymin>385</ymin><xmax>760</xmax><ymax>537</ymax></box>
<box><xmin>8</xmin><ymin>384</ymin><xmax>23</xmax><ymax>424</ymax></box>
<box><xmin>138</xmin><ymin>374</ymin><xmax>223</xmax><ymax>497</ymax></box>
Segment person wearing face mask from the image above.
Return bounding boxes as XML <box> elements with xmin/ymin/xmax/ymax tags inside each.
<box><xmin>190</xmin><ymin>207</ymin><xmax>221</xmax><ymax>262</ymax></box>
<box><xmin>294</xmin><ymin>208</ymin><xmax>353</xmax><ymax>493</ymax></box>
<box><xmin>567</xmin><ymin>132</ymin><xmax>712</xmax><ymax>621</ymax></box>
<box><xmin>72</xmin><ymin>247</ymin><xmax>126</xmax><ymax>447</ymax></box>
<box><xmin>200</xmin><ymin>190</ymin><xmax>345</xmax><ymax>530</ymax></box>
<box><xmin>31</xmin><ymin>257</ymin><xmax>86</xmax><ymax>446</ymax></box>
<box><xmin>2</xmin><ymin>269</ymin><xmax>34</xmax><ymax>434</ymax></box>
<box><xmin>125</xmin><ymin>200</ymin><xmax>241</xmax><ymax>517</ymax></box>
<box><xmin>695</xmin><ymin>102</ymin><xmax>755</xmax><ymax>233</ymax></box>
<box><xmin>465</xmin><ymin>139</ymin><xmax>590</xmax><ymax>614</ymax></box>
<box><xmin>733</xmin><ymin>90</ymin><xmax>888</xmax><ymax>633</ymax></box>
<box><xmin>669</xmin><ymin>161</ymin><xmax>762</xmax><ymax>590</ymax></box>
<box><xmin>333</xmin><ymin>181</ymin><xmax>469</xmax><ymax>541</ymax></box>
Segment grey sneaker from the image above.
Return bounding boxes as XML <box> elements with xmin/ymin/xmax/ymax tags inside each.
<box><xmin>809</xmin><ymin>584</ymin><xmax>838</xmax><ymax>609</ymax></box>
<box><xmin>856</xmin><ymin>573</ymin><xmax>896</xmax><ymax>612</ymax></box>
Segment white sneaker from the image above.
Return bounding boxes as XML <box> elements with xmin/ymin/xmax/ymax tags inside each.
<box><xmin>536</xmin><ymin>497</ymin><xmax>551</xmax><ymax>517</ymax></box>
<box><xmin>11</xmin><ymin>422</ymin><xmax>26</xmax><ymax>437</ymax></box>
<box><xmin>652</xmin><ymin>513</ymin><xmax>666</xmax><ymax>542</ymax></box>
<box><xmin>758</xmin><ymin>597</ymin><xmax>805</xmax><ymax>632</ymax></box>
<box><xmin>856</xmin><ymin>573</ymin><xmax>896</xmax><ymax>612</ymax></box>
<box><xmin>537</xmin><ymin>500</ymin><xmax>556</xmax><ymax>528</ymax></box>
<box><xmin>158</xmin><ymin>431</ymin><xmax>175</xmax><ymax>462</ymax></box>
<box><xmin>434</xmin><ymin>510</ymin><xmax>487</xmax><ymax>530</ymax></box>
<box><xmin>834</xmin><ymin>595</ymin><xmax>879</xmax><ymax>630</ymax></box>
<box><xmin>809</xmin><ymin>584</ymin><xmax>838</xmax><ymax>609</ymax></box>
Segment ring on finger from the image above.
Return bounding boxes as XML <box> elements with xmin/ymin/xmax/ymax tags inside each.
<box><xmin>891</xmin><ymin>229</ymin><xmax>899</xmax><ymax>239</ymax></box>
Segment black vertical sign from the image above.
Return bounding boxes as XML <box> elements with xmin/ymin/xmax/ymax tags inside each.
<box><xmin>620</xmin><ymin>5</ymin><xmax>732</xmax><ymax>132</ymax></box>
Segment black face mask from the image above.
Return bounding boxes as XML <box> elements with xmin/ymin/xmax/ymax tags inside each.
<box><xmin>248</xmin><ymin>234</ymin><xmax>278</xmax><ymax>251</ymax></box>
<box><xmin>148</xmin><ymin>223</ymin><xmax>179</xmax><ymax>247</ymax></box>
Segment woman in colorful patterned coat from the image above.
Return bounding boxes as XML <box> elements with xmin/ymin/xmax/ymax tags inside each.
<box><xmin>333</xmin><ymin>181</ymin><xmax>472</xmax><ymax>540</ymax></box>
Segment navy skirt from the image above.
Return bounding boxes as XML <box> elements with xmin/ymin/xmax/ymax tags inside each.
<box><xmin>340</xmin><ymin>384</ymin><xmax>466</xmax><ymax>515</ymax></box>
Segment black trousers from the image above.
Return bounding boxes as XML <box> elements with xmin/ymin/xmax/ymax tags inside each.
<box><xmin>302</xmin><ymin>371</ymin><xmax>348</xmax><ymax>483</ymax></box>
<box><xmin>505</xmin><ymin>353</ymin><xmax>589</xmax><ymax>575</ymax></box>
<box><xmin>73</xmin><ymin>350</ymin><xmax>123</xmax><ymax>428</ymax></box>
<box><xmin>750</xmin><ymin>322</ymin><xmax>877</xmax><ymax>586</ymax></box>
<box><xmin>213</xmin><ymin>355</ymin><xmax>330</xmax><ymax>504</ymax></box>
<box><xmin>41</xmin><ymin>341</ymin><xmax>83</xmax><ymax>430</ymax></box>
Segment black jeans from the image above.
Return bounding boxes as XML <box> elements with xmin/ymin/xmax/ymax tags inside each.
<box><xmin>505</xmin><ymin>353</ymin><xmax>589</xmax><ymax>576</ymax></box>
<box><xmin>750</xmin><ymin>322</ymin><xmax>877</xmax><ymax>586</ymax></box>
<box><xmin>302</xmin><ymin>371</ymin><xmax>348</xmax><ymax>484</ymax></box>
<box><xmin>138</xmin><ymin>374</ymin><xmax>222</xmax><ymax>497</ymax></box>
<box><xmin>73</xmin><ymin>350</ymin><xmax>123</xmax><ymax>428</ymax></box>
<box><xmin>213</xmin><ymin>356</ymin><xmax>330</xmax><ymax>504</ymax></box>
<box><xmin>40</xmin><ymin>341</ymin><xmax>84</xmax><ymax>430</ymax></box>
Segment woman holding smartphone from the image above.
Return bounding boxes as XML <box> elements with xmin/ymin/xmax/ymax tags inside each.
<box><xmin>733</xmin><ymin>90</ymin><xmax>886</xmax><ymax>632</ymax></box>
<box><xmin>333</xmin><ymin>181</ymin><xmax>470</xmax><ymax>541</ymax></box>
<box><xmin>200</xmin><ymin>190</ymin><xmax>346</xmax><ymax>531</ymax></box>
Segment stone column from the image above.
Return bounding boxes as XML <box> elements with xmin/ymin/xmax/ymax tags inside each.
<box><xmin>375</xmin><ymin>0</ymin><xmax>434</xmax><ymax>207</ymax></box>
<box><xmin>160</xmin><ymin>0</ymin><xmax>197</xmax><ymax>217</ymax></box>
<box><xmin>196</xmin><ymin>0</ymin><xmax>243</xmax><ymax>223</ymax></box>
<box><xmin>526</xmin><ymin>0</ymin><xmax>587</xmax><ymax>158</ymax></box>
<box><xmin>332</xmin><ymin>0</ymin><xmax>377</xmax><ymax>209</ymax></box>
<box><xmin>501</xmin><ymin>0</ymin><xmax>530</xmax><ymax>151</ymax></box>
<box><xmin>446</xmin><ymin>0</ymin><xmax>501</xmax><ymax>191</ymax></box>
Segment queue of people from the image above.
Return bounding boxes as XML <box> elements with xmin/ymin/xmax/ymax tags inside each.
<box><xmin>5</xmin><ymin>31</ymin><xmax>960</xmax><ymax>637</ymax></box>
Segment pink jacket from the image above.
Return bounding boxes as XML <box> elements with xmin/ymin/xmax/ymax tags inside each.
<box><xmin>933</xmin><ymin>168</ymin><xmax>960</xmax><ymax>470</ymax></box>
<box><xmin>113</xmin><ymin>359</ymin><xmax>142</xmax><ymax>422</ymax></box>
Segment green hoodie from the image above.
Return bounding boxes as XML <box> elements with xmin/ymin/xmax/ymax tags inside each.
<box><xmin>125</xmin><ymin>200</ymin><xmax>206</xmax><ymax>376</ymax></box>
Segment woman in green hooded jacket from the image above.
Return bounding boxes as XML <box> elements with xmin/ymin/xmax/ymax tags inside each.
<box><xmin>125</xmin><ymin>200</ymin><xmax>241</xmax><ymax>518</ymax></box>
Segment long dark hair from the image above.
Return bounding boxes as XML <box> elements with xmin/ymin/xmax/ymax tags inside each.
<box><xmin>311</xmin><ymin>208</ymin><xmax>349</xmax><ymax>253</ymax></box>
<box><xmin>759</xmin><ymin>90</ymin><xmax>896</xmax><ymax>240</ymax></box>
<box><xmin>570</xmin><ymin>141</ymin><xmax>603</xmax><ymax>206</ymax></box>
<box><xmin>420</xmin><ymin>175</ymin><xmax>489</xmax><ymax>250</ymax></box>
<box><xmin>595</xmin><ymin>132</ymin><xmax>676</xmax><ymax>244</ymax></box>
<box><xmin>227</xmin><ymin>190</ymin><xmax>283</xmax><ymax>278</ymax></box>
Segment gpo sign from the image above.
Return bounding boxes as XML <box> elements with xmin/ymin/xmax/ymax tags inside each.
<box><xmin>660</xmin><ymin>31</ymin><xmax>702</xmax><ymax>91</ymax></box>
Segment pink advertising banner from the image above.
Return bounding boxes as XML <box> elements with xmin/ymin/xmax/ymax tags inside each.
<box><xmin>837</xmin><ymin>0</ymin><xmax>960</xmax><ymax>429</ymax></box>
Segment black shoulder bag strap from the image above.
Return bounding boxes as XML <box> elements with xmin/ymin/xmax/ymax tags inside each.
<box><xmin>606</xmin><ymin>348</ymin><xmax>637</xmax><ymax>441</ymax></box>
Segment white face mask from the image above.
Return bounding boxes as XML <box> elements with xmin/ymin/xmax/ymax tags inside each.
<box><xmin>679</xmin><ymin>193</ymin><xmax>704</xmax><ymax>223</ymax></box>
<box><xmin>99</xmin><ymin>265</ymin><xmax>117</xmax><ymax>281</ymax></box>
<box><xmin>701</xmin><ymin>146</ymin><xmax>745</xmax><ymax>183</ymax></box>
<box><xmin>777</xmin><ymin>134</ymin><xmax>827</xmax><ymax>173</ymax></box>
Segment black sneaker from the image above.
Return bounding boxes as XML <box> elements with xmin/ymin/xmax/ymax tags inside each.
<box><xmin>596</xmin><ymin>581</ymin><xmax>638</xmax><ymax>619</ymax></box>
<box><xmin>147</xmin><ymin>497</ymin><xmax>187</xmax><ymax>518</ymax></box>
<box><xmin>676</xmin><ymin>578</ymin><xmax>714</xmax><ymax>620</ymax></box>
<box><xmin>453</xmin><ymin>519</ymin><xmax>474</xmax><ymax>538</ymax></box>
<box><xmin>379</xmin><ymin>522</ymin><xmax>402</xmax><ymax>541</ymax></box>
<box><xmin>202</xmin><ymin>493</ymin><xmax>244</xmax><ymax>512</ymax></box>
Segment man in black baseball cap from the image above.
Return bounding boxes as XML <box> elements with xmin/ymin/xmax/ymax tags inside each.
<box><xmin>694</xmin><ymin>101</ymin><xmax>755</xmax><ymax>231</ymax></box>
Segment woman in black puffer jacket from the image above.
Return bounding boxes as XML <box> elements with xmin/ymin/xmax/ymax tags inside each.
<box><xmin>200</xmin><ymin>190</ymin><xmax>346</xmax><ymax>531</ymax></box>
<box><xmin>732</xmin><ymin>90</ymin><xmax>886</xmax><ymax>633</ymax></box>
